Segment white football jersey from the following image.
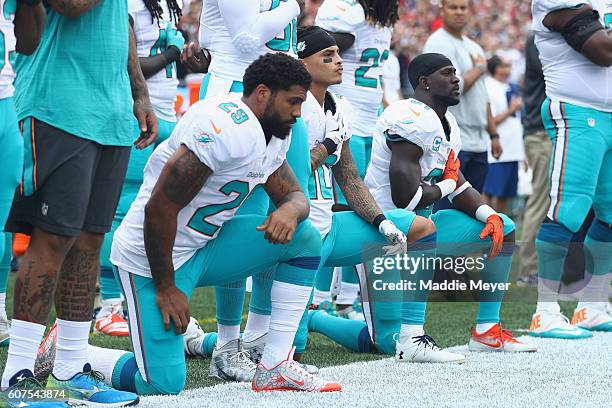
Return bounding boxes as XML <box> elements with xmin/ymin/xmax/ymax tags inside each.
<box><xmin>532</xmin><ymin>0</ymin><xmax>611</xmax><ymax>112</ymax></box>
<box><xmin>316</xmin><ymin>0</ymin><xmax>393</xmax><ymax>137</ymax></box>
<box><xmin>365</xmin><ymin>99</ymin><xmax>461</xmax><ymax>214</ymax></box>
<box><xmin>129</xmin><ymin>0</ymin><xmax>182</xmax><ymax>121</ymax></box>
<box><xmin>301</xmin><ymin>92</ymin><xmax>352</xmax><ymax>237</ymax></box>
<box><xmin>0</xmin><ymin>0</ymin><xmax>16</xmax><ymax>100</ymax></box>
<box><xmin>199</xmin><ymin>0</ymin><xmax>299</xmax><ymax>83</ymax></box>
<box><xmin>111</xmin><ymin>94</ymin><xmax>290</xmax><ymax>277</ymax></box>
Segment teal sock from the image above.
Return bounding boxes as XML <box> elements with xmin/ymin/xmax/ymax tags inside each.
<box><xmin>100</xmin><ymin>266</ymin><xmax>122</xmax><ymax>301</ymax></box>
<box><xmin>201</xmin><ymin>332</ymin><xmax>218</xmax><ymax>356</ymax></box>
<box><xmin>536</xmin><ymin>223</ymin><xmax>572</xmax><ymax>281</ymax></box>
<box><xmin>476</xmin><ymin>244</ymin><xmax>513</xmax><ymax>323</ymax></box>
<box><xmin>111</xmin><ymin>353</ymin><xmax>164</xmax><ymax>395</ymax></box>
<box><xmin>0</xmin><ymin>233</ymin><xmax>10</xmax><ymax>295</ymax></box>
<box><xmin>341</xmin><ymin>266</ymin><xmax>359</xmax><ymax>284</ymax></box>
<box><xmin>401</xmin><ymin>233</ymin><xmax>436</xmax><ymax>325</ymax></box>
<box><xmin>249</xmin><ymin>267</ymin><xmax>274</xmax><ymax>315</ymax></box>
<box><xmin>215</xmin><ymin>280</ymin><xmax>246</xmax><ymax>326</ymax></box>
<box><xmin>308</xmin><ymin>310</ymin><xmax>371</xmax><ymax>352</ymax></box>
<box><xmin>314</xmin><ymin>266</ymin><xmax>334</xmax><ymax>292</ymax></box>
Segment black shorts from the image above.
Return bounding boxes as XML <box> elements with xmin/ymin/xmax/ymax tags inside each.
<box><xmin>6</xmin><ymin>118</ymin><xmax>131</xmax><ymax>237</ymax></box>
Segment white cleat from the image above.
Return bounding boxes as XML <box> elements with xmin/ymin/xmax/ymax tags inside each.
<box><xmin>336</xmin><ymin>305</ymin><xmax>365</xmax><ymax>321</ymax></box>
<box><xmin>395</xmin><ymin>333</ymin><xmax>465</xmax><ymax>363</ymax></box>
<box><xmin>528</xmin><ymin>304</ymin><xmax>592</xmax><ymax>339</ymax></box>
<box><xmin>184</xmin><ymin>317</ymin><xmax>208</xmax><ymax>356</ymax></box>
<box><xmin>571</xmin><ymin>304</ymin><xmax>612</xmax><ymax>332</ymax></box>
<box><xmin>252</xmin><ymin>348</ymin><xmax>340</xmax><ymax>392</ymax></box>
<box><xmin>209</xmin><ymin>339</ymin><xmax>257</xmax><ymax>382</ymax></box>
<box><xmin>469</xmin><ymin>323</ymin><xmax>537</xmax><ymax>352</ymax></box>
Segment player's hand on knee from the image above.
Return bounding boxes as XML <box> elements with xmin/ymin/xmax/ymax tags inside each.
<box><xmin>443</xmin><ymin>149</ymin><xmax>460</xmax><ymax>184</ymax></box>
<box><xmin>256</xmin><ymin>208</ymin><xmax>298</xmax><ymax>244</ymax></box>
<box><xmin>156</xmin><ymin>285</ymin><xmax>190</xmax><ymax>334</ymax></box>
<box><xmin>379</xmin><ymin>220</ymin><xmax>407</xmax><ymax>255</ymax></box>
<box><xmin>479</xmin><ymin>214</ymin><xmax>504</xmax><ymax>259</ymax></box>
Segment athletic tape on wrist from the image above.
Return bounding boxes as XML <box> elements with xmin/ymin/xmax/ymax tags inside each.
<box><xmin>435</xmin><ymin>179</ymin><xmax>456</xmax><ymax>199</ymax></box>
<box><xmin>405</xmin><ymin>186</ymin><xmax>423</xmax><ymax>211</ymax></box>
<box><xmin>475</xmin><ymin>205</ymin><xmax>497</xmax><ymax>223</ymax></box>
<box><xmin>448</xmin><ymin>181</ymin><xmax>471</xmax><ymax>203</ymax></box>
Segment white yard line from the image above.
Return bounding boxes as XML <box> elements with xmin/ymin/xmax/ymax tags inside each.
<box><xmin>139</xmin><ymin>332</ymin><xmax>612</xmax><ymax>408</ymax></box>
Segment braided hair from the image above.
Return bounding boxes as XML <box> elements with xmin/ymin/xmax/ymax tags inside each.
<box><xmin>143</xmin><ymin>0</ymin><xmax>183</xmax><ymax>25</ymax></box>
<box><xmin>358</xmin><ymin>0</ymin><xmax>399</xmax><ymax>28</ymax></box>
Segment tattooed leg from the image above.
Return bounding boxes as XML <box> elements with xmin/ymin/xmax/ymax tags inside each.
<box><xmin>13</xmin><ymin>227</ymin><xmax>75</xmax><ymax>324</ymax></box>
<box><xmin>55</xmin><ymin>232</ymin><xmax>104</xmax><ymax>322</ymax></box>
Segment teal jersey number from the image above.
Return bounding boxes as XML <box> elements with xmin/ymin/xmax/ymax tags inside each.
<box><xmin>309</xmin><ymin>164</ymin><xmax>333</xmax><ymax>200</ymax></box>
<box><xmin>188</xmin><ymin>180</ymin><xmax>250</xmax><ymax>236</ymax></box>
<box><xmin>355</xmin><ymin>48</ymin><xmax>389</xmax><ymax>88</ymax></box>
<box><xmin>605</xmin><ymin>12</ymin><xmax>611</xmax><ymax>29</ymax></box>
<box><xmin>423</xmin><ymin>168</ymin><xmax>443</xmax><ymax>185</ymax></box>
<box><xmin>0</xmin><ymin>0</ymin><xmax>16</xmax><ymax>75</ymax></box>
<box><xmin>266</xmin><ymin>0</ymin><xmax>297</xmax><ymax>53</ymax></box>
<box><xmin>218</xmin><ymin>101</ymin><xmax>249</xmax><ymax>124</ymax></box>
<box><xmin>150</xmin><ymin>27</ymin><xmax>174</xmax><ymax>79</ymax></box>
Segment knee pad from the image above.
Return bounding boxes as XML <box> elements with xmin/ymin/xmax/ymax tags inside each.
<box><xmin>292</xmin><ymin>220</ymin><xmax>323</xmax><ymax>256</ymax></box>
<box><xmin>588</xmin><ymin>219</ymin><xmax>612</xmax><ymax>242</ymax></box>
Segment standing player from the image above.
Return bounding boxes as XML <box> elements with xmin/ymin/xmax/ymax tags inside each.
<box><xmin>194</xmin><ymin>0</ymin><xmax>316</xmax><ymax>381</ymax></box>
<box><xmin>309</xmin><ymin>54</ymin><xmax>536</xmax><ymax>361</ymax></box>
<box><xmin>2</xmin><ymin>1</ymin><xmax>157</xmax><ymax>406</ymax></box>
<box><xmin>83</xmin><ymin>54</ymin><xmax>341</xmax><ymax>394</ymax></box>
<box><xmin>528</xmin><ymin>0</ymin><xmax>612</xmax><ymax>338</ymax></box>
<box><xmin>0</xmin><ymin>0</ymin><xmax>45</xmax><ymax>350</ymax></box>
<box><xmin>96</xmin><ymin>0</ymin><xmax>185</xmax><ymax>337</ymax></box>
<box><xmin>313</xmin><ymin>0</ymin><xmax>399</xmax><ymax>317</ymax></box>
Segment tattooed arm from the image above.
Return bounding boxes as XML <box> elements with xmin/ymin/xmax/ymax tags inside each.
<box><xmin>129</xmin><ymin>23</ymin><xmax>158</xmax><ymax>149</ymax></box>
<box><xmin>144</xmin><ymin>145</ymin><xmax>211</xmax><ymax>333</ymax></box>
<box><xmin>47</xmin><ymin>0</ymin><xmax>100</xmax><ymax>17</ymax></box>
<box><xmin>310</xmin><ymin>144</ymin><xmax>330</xmax><ymax>171</ymax></box>
<box><xmin>260</xmin><ymin>161</ymin><xmax>310</xmax><ymax>244</ymax></box>
<box><xmin>332</xmin><ymin>140</ymin><xmax>382</xmax><ymax>223</ymax></box>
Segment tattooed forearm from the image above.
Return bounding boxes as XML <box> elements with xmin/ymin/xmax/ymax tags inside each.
<box><xmin>310</xmin><ymin>144</ymin><xmax>329</xmax><ymax>171</ymax></box>
<box><xmin>265</xmin><ymin>161</ymin><xmax>309</xmax><ymax>220</ymax></box>
<box><xmin>48</xmin><ymin>0</ymin><xmax>101</xmax><ymax>18</ymax></box>
<box><xmin>128</xmin><ymin>24</ymin><xmax>150</xmax><ymax>102</ymax></box>
<box><xmin>332</xmin><ymin>144</ymin><xmax>382</xmax><ymax>223</ymax></box>
<box><xmin>55</xmin><ymin>245</ymin><xmax>100</xmax><ymax>322</ymax></box>
<box><xmin>145</xmin><ymin>146</ymin><xmax>211</xmax><ymax>289</ymax></box>
<box><xmin>13</xmin><ymin>260</ymin><xmax>57</xmax><ymax>323</ymax></box>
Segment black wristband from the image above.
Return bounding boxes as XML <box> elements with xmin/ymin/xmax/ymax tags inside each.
<box><xmin>322</xmin><ymin>138</ymin><xmax>338</xmax><ymax>155</ymax></box>
<box><xmin>372</xmin><ymin>214</ymin><xmax>386</xmax><ymax>229</ymax></box>
<box><xmin>489</xmin><ymin>133</ymin><xmax>499</xmax><ymax>140</ymax></box>
<box><xmin>163</xmin><ymin>46</ymin><xmax>181</xmax><ymax>63</ymax></box>
<box><xmin>17</xmin><ymin>0</ymin><xmax>42</xmax><ymax>5</ymax></box>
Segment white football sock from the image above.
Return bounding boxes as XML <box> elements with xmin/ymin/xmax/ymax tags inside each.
<box><xmin>261</xmin><ymin>281</ymin><xmax>311</xmax><ymax>368</ymax></box>
<box><xmin>399</xmin><ymin>324</ymin><xmax>424</xmax><ymax>343</ymax></box>
<box><xmin>475</xmin><ymin>322</ymin><xmax>497</xmax><ymax>333</ymax></box>
<box><xmin>336</xmin><ymin>282</ymin><xmax>359</xmax><ymax>305</ymax></box>
<box><xmin>536</xmin><ymin>277</ymin><xmax>560</xmax><ymax>311</ymax></box>
<box><xmin>87</xmin><ymin>345</ymin><xmax>129</xmax><ymax>387</ymax></box>
<box><xmin>579</xmin><ymin>273</ymin><xmax>609</xmax><ymax>305</ymax></box>
<box><xmin>1</xmin><ymin>319</ymin><xmax>45</xmax><ymax>389</ymax></box>
<box><xmin>98</xmin><ymin>298</ymin><xmax>123</xmax><ymax>319</ymax></box>
<box><xmin>243</xmin><ymin>312</ymin><xmax>270</xmax><ymax>343</ymax></box>
<box><xmin>52</xmin><ymin>319</ymin><xmax>91</xmax><ymax>380</ymax></box>
<box><xmin>0</xmin><ymin>293</ymin><xmax>6</xmax><ymax>314</ymax></box>
<box><xmin>312</xmin><ymin>289</ymin><xmax>331</xmax><ymax>305</ymax></box>
<box><xmin>216</xmin><ymin>324</ymin><xmax>240</xmax><ymax>349</ymax></box>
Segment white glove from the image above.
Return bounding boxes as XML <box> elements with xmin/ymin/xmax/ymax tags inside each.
<box><xmin>324</xmin><ymin>110</ymin><xmax>344</xmax><ymax>146</ymax></box>
<box><xmin>379</xmin><ymin>219</ymin><xmax>407</xmax><ymax>256</ymax></box>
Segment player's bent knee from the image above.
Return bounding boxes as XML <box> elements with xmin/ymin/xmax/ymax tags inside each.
<box><xmin>292</xmin><ymin>220</ymin><xmax>323</xmax><ymax>253</ymax></box>
<box><xmin>406</xmin><ymin>216</ymin><xmax>436</xmax><ymax>242</ymax></box>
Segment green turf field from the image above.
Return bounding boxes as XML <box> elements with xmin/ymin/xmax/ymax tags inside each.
<box><xmin>0</xmin><ymin>270</ymin><xmax>579</xmax><ymax>390</ymax></box>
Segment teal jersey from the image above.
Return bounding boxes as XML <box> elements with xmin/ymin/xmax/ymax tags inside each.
<box><xmin>14</xmin><ymin>1</ymin><xmax>133</xmax><ymax>146</ymax></box>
